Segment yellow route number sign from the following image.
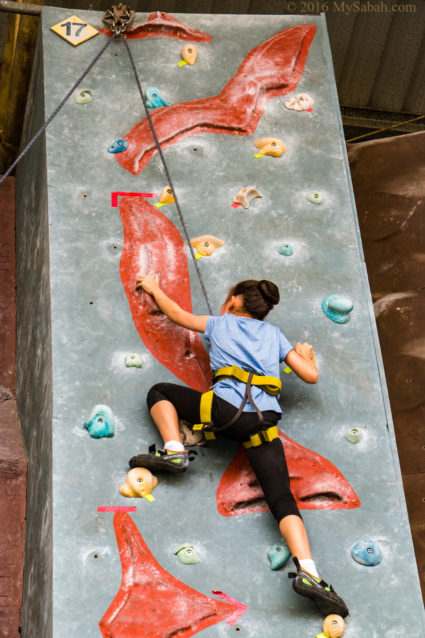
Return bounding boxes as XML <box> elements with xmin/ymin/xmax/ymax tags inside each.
<box><xmin>51</xmin><ymin>15</ymin><xmax>99</xmax><ymax>46</ymax></box>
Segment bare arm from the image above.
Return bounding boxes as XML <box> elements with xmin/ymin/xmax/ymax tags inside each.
<box><xmin>285</xmin><ymin>342</ymin><xmax>319</xmax><ymax>384</ymax></box>
<box><xmin>136</xmin><ymin>275</ymin><xmax>209</xmax><ymax>333</ymax></box>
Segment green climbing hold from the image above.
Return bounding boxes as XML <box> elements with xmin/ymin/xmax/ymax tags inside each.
<box><xmin>125</xmin><ymin>353</ymin><xmax>142</xmax><ymax>368</ymax></box>
<box><xmin>74</xmin><ymin>89</ymin><xmax>92</xmax><ymax>104</ymax></box>
<box><xmin>345</xmin><ymin>427</ymin><xmax>362</xmax><ymax>443</ymax></box>
<box><xmin>307</xmin><ymin>191</ymin><xmax>323</xmax><ymax>204</ymax></box>
<box><xmin>174</xmin><ymin>543</ymin><xmax>200</xmax><ymax>565</ymax></box>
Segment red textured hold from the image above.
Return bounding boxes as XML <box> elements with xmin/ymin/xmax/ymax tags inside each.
<box><xmin>116</xmin><ymin>24</ymin><xmax>316</xmax><ymax>175</ymax></box>
<box><xmin>119</xmin><ymin>196</ymin><xmax>212</xmax><ymax>392</ymax></box>
<box><xmin>100</xmin><ymin>11</ymin><xmax>212</xmax><ymax>41</ymax></box>
<box><xmin>99</xmin><ymin>513</ymin><xmax>237</xmax><ymax>637</ymax></box>
<box><xmin>216</xmin><ymin>431</ymin><xmax>361</xmax><ymax>517</ymax></box>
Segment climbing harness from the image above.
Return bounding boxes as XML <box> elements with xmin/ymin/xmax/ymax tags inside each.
<box><xmin>1</xmin><ymin>3</ymin><xmax>213</xmax><ymax>315</ymax></box>
<box><xmin>193</xmin><ymin>365</ymin><xmax>282</xmax><ymax>447</ymax></box>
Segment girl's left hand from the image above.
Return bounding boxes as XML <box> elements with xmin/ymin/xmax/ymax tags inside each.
<box><xmin>135</xmin><ymin>275</ymin><xmax>159</xmax><ymax>295</ymax></box>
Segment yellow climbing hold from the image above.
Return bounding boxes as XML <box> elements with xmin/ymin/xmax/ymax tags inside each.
<box><xmin>190</xmin><ymin>235</ymin><xmax>224</xmax><ymax>258</ymax></box>
<box><xmin>254</xmin><ymin>137</ymin><xmax>286</xmax><ymax>157</ymax></box>
<box><xmin>155</xmin><ymin>186</ymin><xmax>175</xmax><ymax>207</ymax></box>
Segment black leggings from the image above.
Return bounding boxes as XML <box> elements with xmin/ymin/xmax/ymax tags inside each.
<box><xmin>147</xmin><ymin>382</ymin><xmax>301</xmax><ymax>523</ymax></box>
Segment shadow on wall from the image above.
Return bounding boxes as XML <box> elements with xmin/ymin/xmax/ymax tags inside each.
<box><xmin>348</xmin><ymin>130</ymin><xmax>425</xmax><ymax>601</ymax></box>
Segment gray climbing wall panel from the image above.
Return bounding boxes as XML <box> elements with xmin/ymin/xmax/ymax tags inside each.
<box><xmin>16</xmin><ymin>7</ymin><xmax>425</xmax><ymax>637</ymax></box>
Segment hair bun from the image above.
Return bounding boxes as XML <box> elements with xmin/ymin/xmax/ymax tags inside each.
<box><xmin>258</xmin><ymin>280</ymin><xmax>280</xmax><ymax>305</ymax></box>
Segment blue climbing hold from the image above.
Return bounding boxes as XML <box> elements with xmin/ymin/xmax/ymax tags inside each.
<box><xmin>278</xmin><ymin>244</ymin><xmax>293</xmax><ymax>256</ymax></box>
<box><xmin>84</xmin><ymin>404</ymin><xmax>114</xmax><ymax>438</ymax></box>
<box><xmin>145</xmin><ymin>87</ymin><xmax>170</xmax><ymax>109</ymax></box>
<box><xmin>267</xmin><ymin>544</ymin><xmax>291</xmax><ymax>570</ymax></box>
<box><xmin>351</xmin><ymin>540</ymin><xmax>383</xmax><ymax>567</ymax></box>
<box><xmin>108</xmin><ymin>139</ymin><xmax>128</xmax><ymax>154</ymax></box>
<box><xmin>321</xmin><ymin>295</ymin><xmax>354</xmax><ymax>324</ymax></box>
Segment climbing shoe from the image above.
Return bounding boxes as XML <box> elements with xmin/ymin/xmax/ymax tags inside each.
<box><xmin>129</xmin><ymin>444</ymin><xmax>196</xmax><ymax>474</ymax></box>
<box><xmin>289</xmin><ymin>557</ymin><xmax>349</xmax><ymax>618</ymax></box>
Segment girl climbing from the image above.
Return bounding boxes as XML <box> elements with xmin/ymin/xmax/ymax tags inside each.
<box><xmin>130</xmin><ymin>276</ymin><xmax>349</xmax><ymax>619</ymax></box>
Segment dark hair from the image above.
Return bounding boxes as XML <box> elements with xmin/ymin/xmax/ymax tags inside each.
<box><xmin>229</xmin><ymin>279</ymin><xmax>280</xmax><ymax>320</ymax></box>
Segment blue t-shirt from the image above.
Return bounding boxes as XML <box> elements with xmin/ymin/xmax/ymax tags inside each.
<box><xmin>204</xmin><ymin>313</ymin><xmax>293</xmax><ymax>414</ymax></box>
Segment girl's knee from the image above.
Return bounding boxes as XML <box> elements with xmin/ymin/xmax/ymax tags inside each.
<box><xmin>146</xmin><ymin>383</ymin><xmax>168</xmax><ymax>411</ymax></box>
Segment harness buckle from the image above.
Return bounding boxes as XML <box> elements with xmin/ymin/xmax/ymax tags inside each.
<box><xmin>103</xmin><ymin>4</ymin><xmax>135</xmax><ymax>36</ymax></box>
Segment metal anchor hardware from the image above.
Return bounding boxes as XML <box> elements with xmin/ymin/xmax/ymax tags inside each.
<box><xmin>103</xmin><ymin>3</ymin><xmax>135</xmax><ymax>36</ymax></box>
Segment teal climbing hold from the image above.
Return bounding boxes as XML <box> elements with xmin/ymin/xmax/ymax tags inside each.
<box><xmin>108</xmin><ymin>139</ymin><xmax>128</xmax><ymax>154</ymax></box>
<box><xmin>307</xmin><ymin>191</ymin><xmax>323</xmax><ymax>204</ymax></box>
<box><xmin>278</xmin><ymin>244</ymin><xmax>293</xmax><ymax>256</ymax></box>
<box><xmin>84</xmin><ymin>404</ymin><xmax>114</xmax><ymax>438</ymax></box>
<box><xmin>125</xmin><ymin>353</ymin><xmax>142</xmax><ymax>368</ymax></box>
<box><xmin>267</xmin><ymin>544</ymin><xmax>291</xmax><ymax>570</ymax></box>
<box><xmin>345</xmin><ymin>427</ymin><xmax>362</xmax><ymax>443</ymax></box>
<box><xmin>351</xmin><ymin>540</ymin><xmax>383</xmax><ymax>566</ymax></box>
<box><xmin>174</xmin><ymin>543</ymin><xmax>200</xmax><ymax>565</ymax></box>
<box><xmin>321</xmin><ymin>295</ymin><xmax>354</xmax><ymax>324</ymax></box>
<box><xmin>145</xmin><ymin>87</ymin><xmax>170</xmax><ymax>109</ymax></box>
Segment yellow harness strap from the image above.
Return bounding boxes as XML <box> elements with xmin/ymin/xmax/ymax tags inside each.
<box><xmin>243</xmin><ymin>425</ymin><xmax>279</xmax><ymax>448</ymax></box>
<box><xmin>213</xmin><ymin>365</ymin><xmax>282</xmax><ymax>395</ymax></box>
<box><xmin>193</xmin><ymin>390</ymin><xmax>216</xmax><ymax>439</ymax></box>
<box><xmin>193</xmin><ymin>366</ymin><xmax>282</xmax><ymax>445</ymax></box>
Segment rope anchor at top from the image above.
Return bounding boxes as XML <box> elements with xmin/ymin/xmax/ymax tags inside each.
<box><xmin>103</xmin><ymin>3</ymin><xmax>135</xmax><ymax>36</ymax></box>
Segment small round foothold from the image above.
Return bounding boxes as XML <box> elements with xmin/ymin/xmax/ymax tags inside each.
<box><xmin>321</xmin><ymin>295</ymin><xmax>354</xmax><ymax>324</ymax></box>
<box><xmin>307</xmin><ymin>191</ymin><xmax>323</xmax><ymax>204</ymax></box>
<box><xmin>278</xmin><ymin>244</ymin><xmax>293</xmax><ymax>256</ymax></box>
<box><xmin>345</xmin><ymin>427</ymin><xmax>362</xmax><ymax>443</ymax></box>
<box><xmin>108</xmin><ymin>138</ymin><xmax>129</xmax><ymax>154</ymax></box>
<box><xmin>174</xmin><ymin>543</ymin><xmax>200</xmax><ymax>564</ymax></box>
<box><xmin>125</xmin><ymin>353</ymin><xmax>142</xmax><ymax>368</ymax></box>
<box><xmin>322</xmin><ymin>614</ymin><xmax>345</xmax><ymax>638</ymax></box>
<box><xmin>351</xmin><ymin>540</ymin><xmax>383</xmax><ymax>566</ymax></box>
<box><xmin>181</xmin><ymin>43</ymin><xmax>198</xmax><ymax>65</ymax></box>
<box><xmin>267</xmin><ymin>544</ymin><xmax>291</xmax><ymax>570</ymax></box>
<box><xmin>74</xmin><ymin>89</ymin><xmax>92</xmax><ymax>104</ymax></box>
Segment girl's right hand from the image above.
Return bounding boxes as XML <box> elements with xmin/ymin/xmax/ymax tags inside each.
<box><xmin>295</xmin><ymin>342</ymin><xmax>316</xmax><ymax>363</ymax></box>
<box><xmin>135</xmin><ymin>275</ymin><xmax>160</xmax><ymax>295</ymax></box>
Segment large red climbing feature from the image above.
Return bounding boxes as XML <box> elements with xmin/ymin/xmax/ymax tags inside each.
<box><xmin>99</xmin><ymin>513</ymin><xmax>239</xmax><ymax>637</ymax></box>
<box><xmin>115</xmin><ymin>24</ymin><xmax>316</xmax><ymax>175</ymax></box>
<box><xmin>216</xmin><ymin>430</ymin><xmax>361</xmax><ymax>517</ymax></box>
<box><xmin>119</xmin><ymin>196</ymin><xmax>212</xmax><ymax>392</ymax></box>
<box><xmin>100</xmin><ymin>11</ymin><xmax>213</xmax><ymax>41</ymax></box>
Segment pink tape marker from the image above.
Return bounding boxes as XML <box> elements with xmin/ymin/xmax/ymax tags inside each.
<box><xmin>111</xmin><ymin>192</ymin><xmax>157</xmax><ymax>207</ymax></box>
<box><xmin>211</xmin><ymin>590</ymin><xmax>248</xmax><ymax>626</ymax></box>
<box><xmin>97</xmin><ymin>506</ymin><xmax>137</xmax><ymax>513</ymax></box>
<box><xmin>231</xmin><ymin>202</ymin><xmax>241</xmax><ymax>208</ymax></box>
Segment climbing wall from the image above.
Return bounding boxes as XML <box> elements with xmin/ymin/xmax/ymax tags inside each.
<box><xmin>16</xmin><ymin>7</ymin><xmax>425</xmax><ymax>638</ymax></box>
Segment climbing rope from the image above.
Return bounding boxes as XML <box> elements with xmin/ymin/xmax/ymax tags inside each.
<box><xmin>0</xmin><ymin>35</ymin><xmax>115</xmax><ymax>186</ymax></box>
<box><xmin>1</xmin><ymin>2</ymin><xmax>213</xmax><ymax>314</ymax></box>
<box><xmin>122</xmin><ymin>37</ymin><xmax>214</xmax><ymax>316</ymax></box>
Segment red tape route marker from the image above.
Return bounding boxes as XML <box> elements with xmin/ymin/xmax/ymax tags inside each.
<box><xmin>98</xmin><ymin>506</ymin><xmax>137</xmax><ymax>513</ymax></box>
<box><xmin>111</xmin><ymin>192</ymin><xmax>157</xmax><ymax>207</ymax></box>
<box><xmin>211</xmin><ymin>591</ymin><xmax>248</xmax><ymax>626</ymax></box>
